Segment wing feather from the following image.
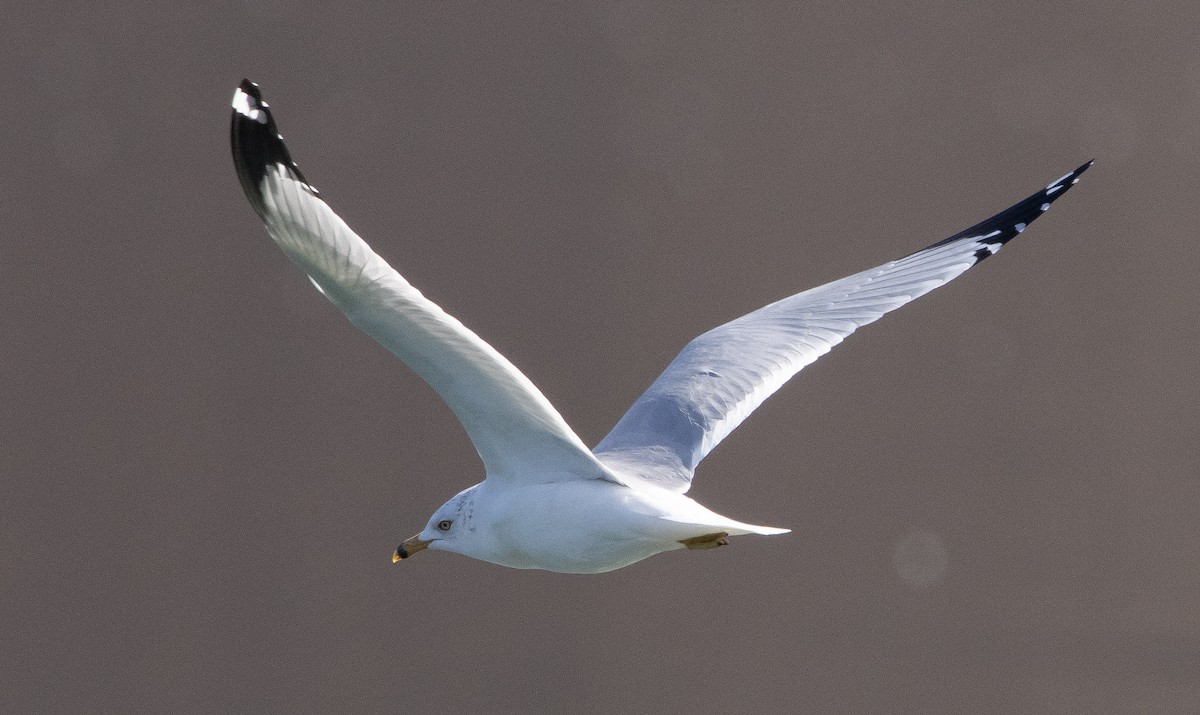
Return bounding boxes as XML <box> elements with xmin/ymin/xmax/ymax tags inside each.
<box><xmin>231</xmin><ymin>81</ymin><xmax>608</xmax><ymax>486</ymax></box>
<box><xmin>595</xmin><ymin>161</ymin><xmax>1092</xmax><ymax>491</ymax></box>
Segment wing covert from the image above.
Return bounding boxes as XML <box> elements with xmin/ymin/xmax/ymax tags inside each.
<box><xmin>231</xmin><ymin>80</ymin><xmax>609</xmax><ymax>486</ymax></box>
<box><xmin>594</xmin><ymin>161</ymin><xmax>1092</xmax><ymax>491</ymax></box>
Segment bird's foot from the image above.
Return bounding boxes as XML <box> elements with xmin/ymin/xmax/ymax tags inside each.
<box><xmin>679</xmin><ymin>531</ymin><xmax>730</xmax><ymax>550</ymax></box>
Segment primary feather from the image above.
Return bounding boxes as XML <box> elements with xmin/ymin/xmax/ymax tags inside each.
<box><xmin>594</xmin><ymin>162</ymin><xmax>1091</xmax><ymax>491</ymax></box>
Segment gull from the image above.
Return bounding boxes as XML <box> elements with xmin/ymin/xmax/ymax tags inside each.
<box><xmin>231</xmin><ymin>79</ymin><xmax>1090</xmax><ymax>574</ymax></box>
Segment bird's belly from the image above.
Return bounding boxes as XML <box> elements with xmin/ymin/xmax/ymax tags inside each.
<box><xmin>480</xmin><ymin>482</ymin><xmax>685</xmax><ymax>574</ymax></box>
<box><xmin>483</xmin><ymin>534</ymin><xmax>675</xmax><ymax>574</ymax></box>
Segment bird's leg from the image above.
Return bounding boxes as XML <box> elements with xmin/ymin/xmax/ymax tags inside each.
<box><xmin>679</xmin><ymin>531</ymin><xmax>730</xmax><ymax>550</ymax></box>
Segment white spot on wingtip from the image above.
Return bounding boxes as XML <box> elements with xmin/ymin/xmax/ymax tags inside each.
<box><xmin>1046</xmin><ymin>184</ymin><xmax>1063</xmax><ymax>195</ymax></box>
<box><xmin>232</xmin><ymin>88</ymin><xmax>268</xmax><ymax>124</ymax></box>
<box><xmin>1047</xmin><ymin>171</ymin><xmax>1073</xmax><ymax>189</ymax></box>
<box><xmin>1040</xmin><ymin>202</ymin><xmax>1051</xmax><ymax>211</ymax></box>
<box><xmin>1015</xmin><ymin>222</ymin><xmax>1026</xmax><ymax>233</ymax></box>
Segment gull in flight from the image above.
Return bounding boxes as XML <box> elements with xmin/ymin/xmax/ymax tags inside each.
<box><xmin>231</xmin><ymin>80</ymin><xmax>1090</xmax><ymax>574</ymax></box>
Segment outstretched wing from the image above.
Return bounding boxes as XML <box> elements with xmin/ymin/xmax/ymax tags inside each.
<box><xmin>231</xmin><ymin>80</ymin><xmax>609</xmax><ymax>486</ymax></box>
<box><xmin>594</xmin><ymin>161</ymin><xmax>1092</xmax><ymax>491</ymax></box>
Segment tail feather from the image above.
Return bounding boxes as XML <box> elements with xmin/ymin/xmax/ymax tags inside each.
<box><xmin>661</xmin><ymin>513</ymin><xmax>789</xmax><ymax>537</ymax></box>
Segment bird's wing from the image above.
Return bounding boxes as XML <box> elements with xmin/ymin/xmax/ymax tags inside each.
<box><xmin>231</xmin><ymin>80</ymin><xmax>610</xmax><ymax>486</ymax></box>
<box><xmin>594</xmin><ymin>161</ymin><xmax>1092</xmax><ymax>491</ymax></box>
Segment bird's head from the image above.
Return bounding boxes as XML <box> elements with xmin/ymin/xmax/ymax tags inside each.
<box><xmin>392</xmin><ymin>484</ymin><xmax>480</xmax><ymax>563</ymax></box>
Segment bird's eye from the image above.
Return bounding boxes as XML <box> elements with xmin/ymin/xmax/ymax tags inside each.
<box><xmin>436</xmin><ymin>520</ymin><xmax>453</xmax><ymax>531</ymax></box>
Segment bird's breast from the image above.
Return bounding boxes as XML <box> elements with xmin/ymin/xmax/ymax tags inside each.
<box><xmin>475</xmin><ymin>480</ymin><xmax>682</xmax><ymax>573</ymax></box>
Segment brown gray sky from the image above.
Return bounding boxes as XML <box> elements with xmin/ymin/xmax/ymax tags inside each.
<box><xmin>5</xmin><ymin>2</ymin><xmax>1199</xmax><ymax>712</ymax></box>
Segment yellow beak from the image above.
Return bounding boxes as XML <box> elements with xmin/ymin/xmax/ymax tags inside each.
<box><xmin>393</xmin><ymin>533</ymin><xmax>431</xmax><ymax>563</ymax></box>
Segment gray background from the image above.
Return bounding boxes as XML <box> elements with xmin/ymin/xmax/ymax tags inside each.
<box><xmin>6</xmin><ymin>2</ymin><xmax>1198</xmax><ymax>712</ymax></box>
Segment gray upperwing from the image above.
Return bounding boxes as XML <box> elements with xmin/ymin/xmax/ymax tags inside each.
<box><xmin>594</xmin><ymin>161</ymin><xmax>1092</xmax><ymax>492</ymax></box>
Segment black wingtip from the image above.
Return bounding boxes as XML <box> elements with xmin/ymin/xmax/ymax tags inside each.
<box><xmin>1065</xmin><ymin>159</ymin><xmax>1094</xmax><ymax>183</ymax></box>
<box><xmin>230</xmin><ymin>80</ymin><xmax>317</xmax><ymax>218</ymax></box>
<box><xmin>917</xmin><ymin>159</ymin><xmax>1093</xmax><ymax>262</ymax></box>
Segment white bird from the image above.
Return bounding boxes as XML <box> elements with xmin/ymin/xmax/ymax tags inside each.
<box><xmin>231</xmin><ymin>80</ymin><xmax>1090</xmax><ymax>574</ymax></box>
